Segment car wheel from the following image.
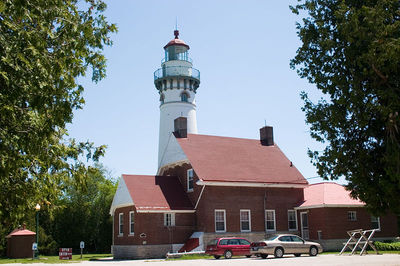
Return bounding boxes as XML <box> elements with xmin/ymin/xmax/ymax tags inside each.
<box><xmin>246</xmin><ymin>255</ymin><xmax>251</xmax><ymax>258</ymax></box>
<box><xmin>309</xmin><ymin>246</ymin><xmax>318</xmax><ymax>256</ymax></box>
<box><xmin>224</xmin><ymin>250</ymin><xmax>233</xmax><ymax>259</ymax></box>
<box><xmin>261</xmin><ymin>254</ymin><xmax>268</xmax><ymax>259</ymax></box>
<box><xmin>294</xmin><ymin>253</ymin><xmax>301</xmax><ymax>257</ymax></box>
<box><xmin>274</xmin><ymin>247</ymin><xmax>284</xmax><ymax>258</ymax></box>
<box><xmin>214</xmin><ymin>255</ymin><xmax>220</xmax><ymax>259</ymax></box>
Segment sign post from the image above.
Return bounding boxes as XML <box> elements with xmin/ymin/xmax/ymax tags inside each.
<box><xmin>32</xmin><ymin>243</ymin><xmax>38</xmax><ymax>259</ymax></box>
<box><xmin>80</xmin><ymin>241</ymin><xmax>85</xmax><ymax>259</ymax></box>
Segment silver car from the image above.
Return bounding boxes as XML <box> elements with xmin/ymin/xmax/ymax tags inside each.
<box><xmin>250</xmin><ymin>234</ymin><xmax>323</xmax><ymax>259</ymax></box>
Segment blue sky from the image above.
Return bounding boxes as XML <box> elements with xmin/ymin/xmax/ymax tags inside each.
<box><xmin>67</xmin><ymin>0</ymin><xmax>342</xmax><ymax>184</ymax></box>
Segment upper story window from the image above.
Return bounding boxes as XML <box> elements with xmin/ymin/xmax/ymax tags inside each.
<box><xmin>181</xmin><ymin>92</ymin><xmax>189</xmax><ymax>102</ymax></box>
<box><xmin>187</xmin><ymin>169</ymin><xmax>194</xmax><ymax>192</ymax></box>
<box><xmin>118</xmin><ymin>213</ymin><xmax>124</xmax><ymax>236</ymax></box>
<box><xmin>288</xmin><ymin>210</ymin><xmax>297</xmax><ymax>231</ymax></box>
<box><xmin>348</xmin><ymin>211</ymin><xmax>357</xmax><ymax>221</ymax></box>
<box><xmin>129</xmin><ymin>211</ymin><xmax>134</xmax><ymax>235</ymax></box>
<box><xmin>164</xmin><ymin>213</ymin><xmax>175</xmax><ymax>226</ymax></box>
<box><xmin>265</xmin><ymin>210</ymin><xmax>276</xmax><ymax>231</ymax></box>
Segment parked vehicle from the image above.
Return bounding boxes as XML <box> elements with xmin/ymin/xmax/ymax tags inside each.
<box><xmin>250</xmin><ymin>234</ymin><xmax>323</xmax><ymax>259</ymax></box>
<box><xmin>205</xmin><ymin>237</ymin><xmax>252</xmax><ymax>259</ymax></box>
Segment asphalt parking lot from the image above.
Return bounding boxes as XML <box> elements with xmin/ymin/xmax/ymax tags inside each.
<box><xmin>3</xmin><ymin>254</ymin><xmax>400</xmax><ymax>266</ymax></box>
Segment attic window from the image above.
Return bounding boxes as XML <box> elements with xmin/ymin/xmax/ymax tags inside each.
<box><xmin>187</xmin><ymin>169</ymin><xmax>194</xmax><ymax>192</ymax></box>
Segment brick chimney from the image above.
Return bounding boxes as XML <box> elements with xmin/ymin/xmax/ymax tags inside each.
<box><xmin>174</xmin><ymin>117</ymin><xmax>187</xmax><ymax>138</ymax></box>
<box><xmin>260</xmin><ymin>126</ymin><xmax>274</xmax><ymax>146</ymax></box>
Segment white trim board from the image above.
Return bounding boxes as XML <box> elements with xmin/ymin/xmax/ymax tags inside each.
<box><xmin>295</xmin><ymin>204</ymin><xmax>365</xmax><ymax>210</ymax></box>
<box><xmin>197</xmin><ymin>180</ymin><xmax>307</xmax><ymax>188</ymax></box>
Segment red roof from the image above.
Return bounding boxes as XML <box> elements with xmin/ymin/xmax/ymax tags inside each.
<box><xmin>176</xmin><ymin>134</ymin><xmax>308</xmax><ymax>185</ymax></box>
<box><xmin>164</xmin><ymin>38</ymin><xmax>190</xmax><ymax>49</ymax></box>
<box><xmin>123</xmin><ymin>175</ymin><xmax>193</xmax><ymax>211</ymax></box>
<box><xmin>6</xmin><ymin>228</ymin><xmax>36</xmax><ymax>238</ymax></box>
<box><xmin>298</xmin><ymin>182</ymin><xmax>364</xmax><ymax>208</ymax></box>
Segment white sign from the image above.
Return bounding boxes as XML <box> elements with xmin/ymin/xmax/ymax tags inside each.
<box><xmin>80</xmin><ymin>241</ymin><xmax>85</xmax><ymax>249</ymax></box>
<box><xmin>32</xmin><ymin>242</ymin><xmax>38</xmax><ymax>250</ymax></box>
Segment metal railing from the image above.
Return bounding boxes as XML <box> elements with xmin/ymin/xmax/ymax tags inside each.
<box><xmin>154</xmin><ymin>66</ymin><xmax>200</xmax><ymax>81</ymax></box>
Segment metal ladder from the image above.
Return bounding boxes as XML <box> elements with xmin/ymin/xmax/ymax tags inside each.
<box><xmin>339</xmin><ymin>229</ymin><xmax>379</xmax><ymax>255</ymax></box>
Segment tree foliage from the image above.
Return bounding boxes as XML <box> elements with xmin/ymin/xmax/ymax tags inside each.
<box><xmin>0</xmin><ymin>0</ymin><xmax>117</xmax><ymax>242</ymax></box>
<box><xmin>40</xmin><ymin>165</ymin><xmax>117</xmax><ymax>254</ymax></box>
<box><xmin>291</xmin><ymin>0</ymin><xmax>400</xmax><ymax>214</ymax></box>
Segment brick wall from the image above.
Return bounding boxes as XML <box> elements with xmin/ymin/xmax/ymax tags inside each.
<box><xmin>196</xmin><ymin>186</ymin><xmax>304</xmax><ymax>233</ymax></box>
<box><xmin>304</xmin><ymin>207</ymin><xmax>398</xmax><ymax>240</ymax></box>
<box><xmin>113</xmin><ymin>206</ymin><xmax>195</xmax><ymax>246</ymax></box>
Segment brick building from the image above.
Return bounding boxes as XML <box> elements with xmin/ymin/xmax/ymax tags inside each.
<box><xmin>109</xmin><ymin>31</ymin><xmax>398</xmax><ymax>259</ymax></box>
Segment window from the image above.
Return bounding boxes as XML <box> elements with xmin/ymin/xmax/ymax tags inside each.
<box><xmin>278</xmin><ymin>236</ymin><xmax>292</xmax><ymax>242</ymax></box>
<box><xmin>187</xmin><ymin>169</ymin><xmax>194</xmax><ymax>192</ymax></box>
<box><xmin>219</xmin><ymin>239</ymin><xmax>228</xmax><ymax>245</ymax></box>
<box><xmin>159</xmin><ymin>93</ymin><xmax>165</xmax><ymax>104</ymax></box>
<box><xmin>371</xmin><ymin>216</ymin><xmax>380</xmax><ymax>230</ymax></box>
<box><xmin>317</xmin><ymin>231</ymin><xmax>322</xmax><ymax>240</ymax></box>
<box><xmin>164</xmin><ymin>213</ymin><xmax>175</xmax><ymax>226</ymax></box>
<box><xmin>240</xmin><ymin>210</ymin><xmax>251</xmax><ymax>232</ymax></box>
<box><xmin>129</xmin><ymin>211</ymin><xmax>134</xmax><ymax>235</ymax></box>
<box><xmin>239</xmin><ymin>239</ymin><xmax>250</xmax><ymax>245</ymax></box>
<box><xmin>181</xmin><ymin>92</ymin><xmax>189</xmax><ymax>102</ymax></box>
<box><xmin>265</xmin><ymin>210</ymin><xmax>276</xmax><ymax>231</ymax></box>
<box><xmin>288</xmin><ymin>210</ymin><xmax>297</xmax><ymax>231</ymax></box>
<box><xmin>215</xmin><ymin>210</ymin><xmax>226</xmax><ymax>232</ymax></box>
<box><xmin>348</xmin><ymin>211</ymin><xmax>357</xmax><ymax>221</ymax></box>
<box><xmin>118</xmin><ymin>213</ymin><xmax>124</xmax><ymax>235</ymax></box>
<box><xmin>291</xmin><ymin>235</ymin><xmax>304</xmax><ymax>242</ymax></box>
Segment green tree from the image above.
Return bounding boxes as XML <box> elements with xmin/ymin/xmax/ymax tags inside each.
<box><xmin>0</xmin><ymin>0</ymin><xmax>117</xmax><ymax>247</ymax></box>
<box><xmin>40</xmin><ymin>165</ymin><xmax>117</xmax><ymax>254</ymax></box>
<box><xmin>291</xmin><ymin>0</ymin><xmax>400</xmax><ymax>215</ymax></box>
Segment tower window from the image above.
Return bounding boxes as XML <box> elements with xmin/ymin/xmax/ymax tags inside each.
<box><xmin>181</xmin><ymin>92</ymin><xmax>189</xmax><ymax>102</ymax></box>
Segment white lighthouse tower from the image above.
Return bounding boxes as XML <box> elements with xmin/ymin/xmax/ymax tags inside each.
<box><xmin>154</xmin><ymin>30</ymin><xmax>200</xmax><ymax>167</ymax></box>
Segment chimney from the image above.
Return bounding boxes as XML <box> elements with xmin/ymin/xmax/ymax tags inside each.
<box><xmin>260</xmin><ymin>126</ymin><xmax>274</xmax><ymax>146</ymax></box>
<box><xmin>174</xmin><ymin>117</ymin><xmax>187</xmax><ymax>138</ymax></box>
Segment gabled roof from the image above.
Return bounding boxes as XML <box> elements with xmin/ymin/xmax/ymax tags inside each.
<box><xmin>122</xmin><ymin>175</ymin><xmax>193</xmax><ymax>212</ymax></box>
<box><xmin>175</xmin><ymin>134</ymin><xmax>308</xmax><ymax>186</ymax></box>
<box><xmin>297</xmin><ymin>182</ymin><xmax>364</xmax><ymax>209</ymax></box>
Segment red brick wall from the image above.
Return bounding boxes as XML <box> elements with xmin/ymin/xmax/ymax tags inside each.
<box><xmin>195</xmin><ymin>186</ymin><xmax>304</xmax><ymax>233</ymax></box>
<box><xmin>113</xmin><ymin>206</ymin><xmax>195</xmax><ymax>245</ymax></box>
<box><xmin>162</xmin><ymin>163</ymin><xmax>201</xmax><ymax>207</ymax></box>
<box><xmin>304</xmin><ymin>207</ymin><xmax>398</xmax><ymax>240</ymax></box>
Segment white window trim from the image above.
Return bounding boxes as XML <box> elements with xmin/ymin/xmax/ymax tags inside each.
<box><xmin>129</xmin><ymin>211</ymin><xmax>134</xmax><ymax>235</ymax></box>
<box><xmin>118</xmin><ymin>213</ymin><xmax>124</xmax><ymax>236</ymax></box>
<box><xmin>215</xmin><ymin>209</ymin><xmax>226</xmax><ymax>233</ymax></box>
<box><xmin>265</xmin><ymin>209</ymin><xmax>276</xmax><ymax>231</ymax></box>
<box><xmin>240</xmin><ymin>209</ymin><xmax>251</xmax><ymax>232</ymax></box>
<box><xmin>348</xmin><ymin>211</ymin><xmax>357</xmax><ymax>221</ymax></box>
<box><xmin>371</xmin><ymin>216</ymin><xmax>381</xmax><ymax>231</ymax></box>
<box><xmin>164</xmin><ymin>213</ymin><xmax>175</xmax><ymax>226</ymax></box>
<box><xmin>288</xmin><ymin>210</ymin><xmax>298</xmax><ymax>231</ymax></box>
<box><xmin>187</xmin><ymin>169</ymin><xmax>194</xmax><ymax>192</ymax></box>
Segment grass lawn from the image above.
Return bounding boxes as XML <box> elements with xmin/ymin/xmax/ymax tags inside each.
<box><xmin>0</xmin><ymin>254</ymin><xmax>112</xmax><ymax>264</ymax></box>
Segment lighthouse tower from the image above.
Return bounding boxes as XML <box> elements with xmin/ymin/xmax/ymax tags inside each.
<box><xmin>154</xmin><ymin>30</ymin><xmax>200</xmax><ymax>167</ymax></box>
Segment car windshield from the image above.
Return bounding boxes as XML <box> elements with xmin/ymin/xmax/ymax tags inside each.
<box><xmin>208</xmin><ymin>239</ymin><xmax>218</xmax><ymax>245</ymax></box>
<box><xmin>264</xmin><ymin>235</ymin><xmax>278</xmax><ymax>241</ymax></box>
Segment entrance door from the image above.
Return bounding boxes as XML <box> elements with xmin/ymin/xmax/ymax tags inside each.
<box><xmin>300</xmin><ymin>212</ymin><xmax>309</xmax><ymax>239</ymax></box>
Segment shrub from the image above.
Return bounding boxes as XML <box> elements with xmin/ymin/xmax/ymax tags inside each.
<box><xmin>374</xmin><ymin>241</ymin><xmax>400</xmax><ymax>251</ymax></box>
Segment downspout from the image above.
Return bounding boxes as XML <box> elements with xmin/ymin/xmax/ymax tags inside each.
<box><xmin>112</xmin><ymin>211</ymin><xmax>114</xmax><ymax>254</ymax></box>
<box><xmin>264</xmin><ymin>190</ymin><xmax>267</xmax><ymax>238</ymax></box>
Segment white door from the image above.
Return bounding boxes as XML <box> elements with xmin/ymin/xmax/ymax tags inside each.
<box><xmin>300</xmin><ymin>212</ymin><xmax>309</xmax><ymax>239</ymax></box>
